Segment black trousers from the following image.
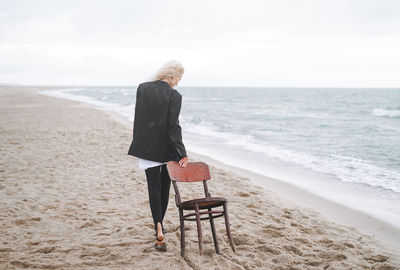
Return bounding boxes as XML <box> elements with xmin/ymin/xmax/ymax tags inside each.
<box><xmin>145</xmin><ymin>164</ymin><xmax>171</xmax><ymax>233</ymax></box>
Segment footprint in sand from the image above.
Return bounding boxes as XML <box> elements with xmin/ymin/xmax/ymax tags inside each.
<box><xmin>26</xmin><ymin>241</ymin><xmax>40</xmax><ymax>246</ymax></box>
<box><xmin>261</xmin><ymin>228</ymin><xmax>284</xmax><ymax>238</ymax></box>
<box><xmin>246</xmin><ymin>203</ymin><xmax>257</xmax><ymax>208</ymax></box>
<box><xmin>237</xmin><ymin>191</ymin><xmax>250</xmax><ymax>197</ymax></box>
<box><xmin>364</xmin><ymin>254</ymin><xmax>389</xmax><ymax>263</ymax></box>
<box><xmin>0</xmin><ymin>248</ymin><xmax>14</xmax><ymax>252</ymax></box>
<box><xmin>343</xmin><ymin>242</ymin><xmax>355</xmax><ymax>248</ymax></box>
<box><xmin>306</xmin><ymin>261</ymin><xmax>323</xmax><ymax>267</ymax></box>
<box><xmin>255</xmin><ymin>244</ymin><xmax>281</xmax><ymax>254</ymax></box>
<box><xmin>79</xmin><ymin>222</ymin><xmax>95</xmax><ymax>229</ymax></box>
<box><xmin>232</xmin><ymin>233</ymin><xmax>250</xmax><ymax>246</ymax></box>
<box><xmin>36</xmin><ymin>246</ymin><xmax>56</xmax><ymax>254</ymax></box>
<box><xmin>283</xmin><ymin>245</ymin><xmax>303</xmax><ymax>256</ymax></box>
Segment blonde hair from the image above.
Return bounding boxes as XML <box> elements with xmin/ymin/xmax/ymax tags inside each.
<box><xmin>151</xmin><ymin>60</ymin><xmax>184</xmax><ymax>81</ymax></box>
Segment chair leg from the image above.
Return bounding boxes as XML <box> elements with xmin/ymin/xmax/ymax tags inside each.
<box><xmin>179</xmin><ymin>209</ymin><xmax>185</xmax><ymax>257</ymax></box>
<box><xmin>194</xmin><ymin>203</ymin><xmax>203</xmax><ymax>255</ymax></box>
<box><xmin>208</xmin><ymin>207</ymin><xmax>220</xmax><ymax>254</ymax></box>
<box><xmin>223</xmin><ymin>203</ymin><xmax>236</xmax><ymax>253</ymax></box>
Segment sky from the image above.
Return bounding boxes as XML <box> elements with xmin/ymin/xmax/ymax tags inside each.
<box><xmin>1</xmin><ymin>0</ymin><xmax>400</xmax><ymax>87</ymax></box>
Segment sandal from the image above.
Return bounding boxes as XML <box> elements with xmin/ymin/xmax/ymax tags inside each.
<box><xmin>154</xmin><ymin>238</ymin><xmax>167</xmax><ymax>252</ymax></box>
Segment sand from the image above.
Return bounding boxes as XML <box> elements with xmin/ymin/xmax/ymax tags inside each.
<box><xmin>0</xmin><ymin>86</ymin><xmax>399</xmax><ymax>270</ymax></box>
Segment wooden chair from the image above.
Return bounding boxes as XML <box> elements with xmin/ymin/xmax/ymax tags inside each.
<box><xmin>166</xmin><ymin>161</ymin><xmax>236</xmax><ymax>256</ymax></box>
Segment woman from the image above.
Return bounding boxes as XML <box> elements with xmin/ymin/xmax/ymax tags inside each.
<box><xmin>128</xmin><ymin>60</ymin><xmax>189</xmax><ymax>251</ymax></box>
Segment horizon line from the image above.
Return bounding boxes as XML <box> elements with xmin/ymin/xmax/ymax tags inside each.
<box><xmin>1</xmin><ymin>83</ymin><xmax>400</xmax><ymax>89</ymax></box>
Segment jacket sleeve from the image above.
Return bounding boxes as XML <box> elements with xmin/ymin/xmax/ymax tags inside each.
<box><xmin>167</xmin><ymin>91</ymin><xmax>187</xmax><ymax>159</ymax></box>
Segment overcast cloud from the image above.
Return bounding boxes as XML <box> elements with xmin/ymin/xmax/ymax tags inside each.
<box><xmin>1</xmin><ymin>0</ymin><xmax>400</xmax><ymax>87</ymax></box>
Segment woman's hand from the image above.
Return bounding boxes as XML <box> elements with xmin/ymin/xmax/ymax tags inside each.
<box><xmin>178</xmin><ymin>157</ymin><xmax>189</xmax><ymax>168</ymax></box>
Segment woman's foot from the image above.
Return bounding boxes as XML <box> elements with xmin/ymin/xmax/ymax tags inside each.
<box><xmin>155</xmin><ymin>222</ymin><xmax>166</xmax><ymax>251</ymax></box>
<box><xmin>156</xmin><ymin>222</ymin><xmax>164</xmax><ymax>241</ymax></box>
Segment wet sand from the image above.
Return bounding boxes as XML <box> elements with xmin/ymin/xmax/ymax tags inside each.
<box><xmin>1</xmin><ymin>86</ymin><xmax>399</xmax><ymax>269</ymax></box>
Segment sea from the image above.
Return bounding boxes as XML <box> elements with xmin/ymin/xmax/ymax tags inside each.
<box><xmin>39</xmin><ymin>86</ymin><xmax>400</xmax><ymax>228</ymax></box>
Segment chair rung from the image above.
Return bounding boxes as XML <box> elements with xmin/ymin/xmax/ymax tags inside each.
<box><xmin>183</xmin><ymin>210</ymin><xmax>223</xmax><ymax>218</ymax></box>
<box><xmin>184</xmin><ymin>213</ymin><xmax>224</xmax><ymax>221</ymax></box>
<box><xmin>183</xmin><ymin>210</ymin><xmax>224</xmax><ymax>220</ymax></box>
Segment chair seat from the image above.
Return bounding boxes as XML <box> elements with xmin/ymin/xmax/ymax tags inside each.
<box><xmin>180</xmin><ymin>197</ymin><xmax>227</xmax><ymax>210</ymax></box>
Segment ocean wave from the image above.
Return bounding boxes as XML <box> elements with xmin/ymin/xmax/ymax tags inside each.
<box><xmin>373</xmin><ymin>108</ymin><xmax>400</xmax><ymax>118</ymax></box>
<box><xmin>184</xmin><ymin>121</ymin><xmax>400</xmax><ymax>193</ymax></box>
<box><xmin>254</xmin><ymin>109</ymin><xmax>330</xmax><ymax>119</ymax></box>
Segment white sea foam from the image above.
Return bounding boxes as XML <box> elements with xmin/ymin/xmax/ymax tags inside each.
<box><xmin>183</xmin><ymin>120</ymin><xmax>400</xmax><ymax>193</ymax></box>
<box><xmin>373</xmin><ymin>108</ymin><xmax>400</xmax><ymax>118</ymax></box>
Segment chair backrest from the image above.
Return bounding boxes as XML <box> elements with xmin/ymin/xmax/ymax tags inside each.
<box><xmin>167</xmin><ymin>161</ymin><xmax>212</xmax><ymax>205</ymax></box>
<box><xmin>166</xmin><ymin>161</ymin><xmax>211</xmax><ymax>182</ymax></box>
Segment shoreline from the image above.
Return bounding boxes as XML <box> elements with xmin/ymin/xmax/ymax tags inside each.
<box><xmin>37</xmin><ymin>87</ymin><xmax>400</xmax><ymax>251</ymax></box>
<box><xmin>1</xmin><ymin>86</ymin><xmax>399</xmax><ymax>269</ymax></box>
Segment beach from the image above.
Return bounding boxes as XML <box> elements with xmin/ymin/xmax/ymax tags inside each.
<box><xmin>1</xmin><ymin>86</ymin><xmax>399</xmax><ymax>269</ymax></box>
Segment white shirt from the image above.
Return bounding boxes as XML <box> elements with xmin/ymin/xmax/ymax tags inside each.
<box><xmin>138</xmin><ymin>158</ymin><xmax>166</xmax><ymax>170</ymax></box>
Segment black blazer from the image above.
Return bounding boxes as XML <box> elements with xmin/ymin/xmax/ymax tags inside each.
<box><xmin>127</xmin><ymin>80</ymin><xmax>187</xmax><ymax>162</ymax></box>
